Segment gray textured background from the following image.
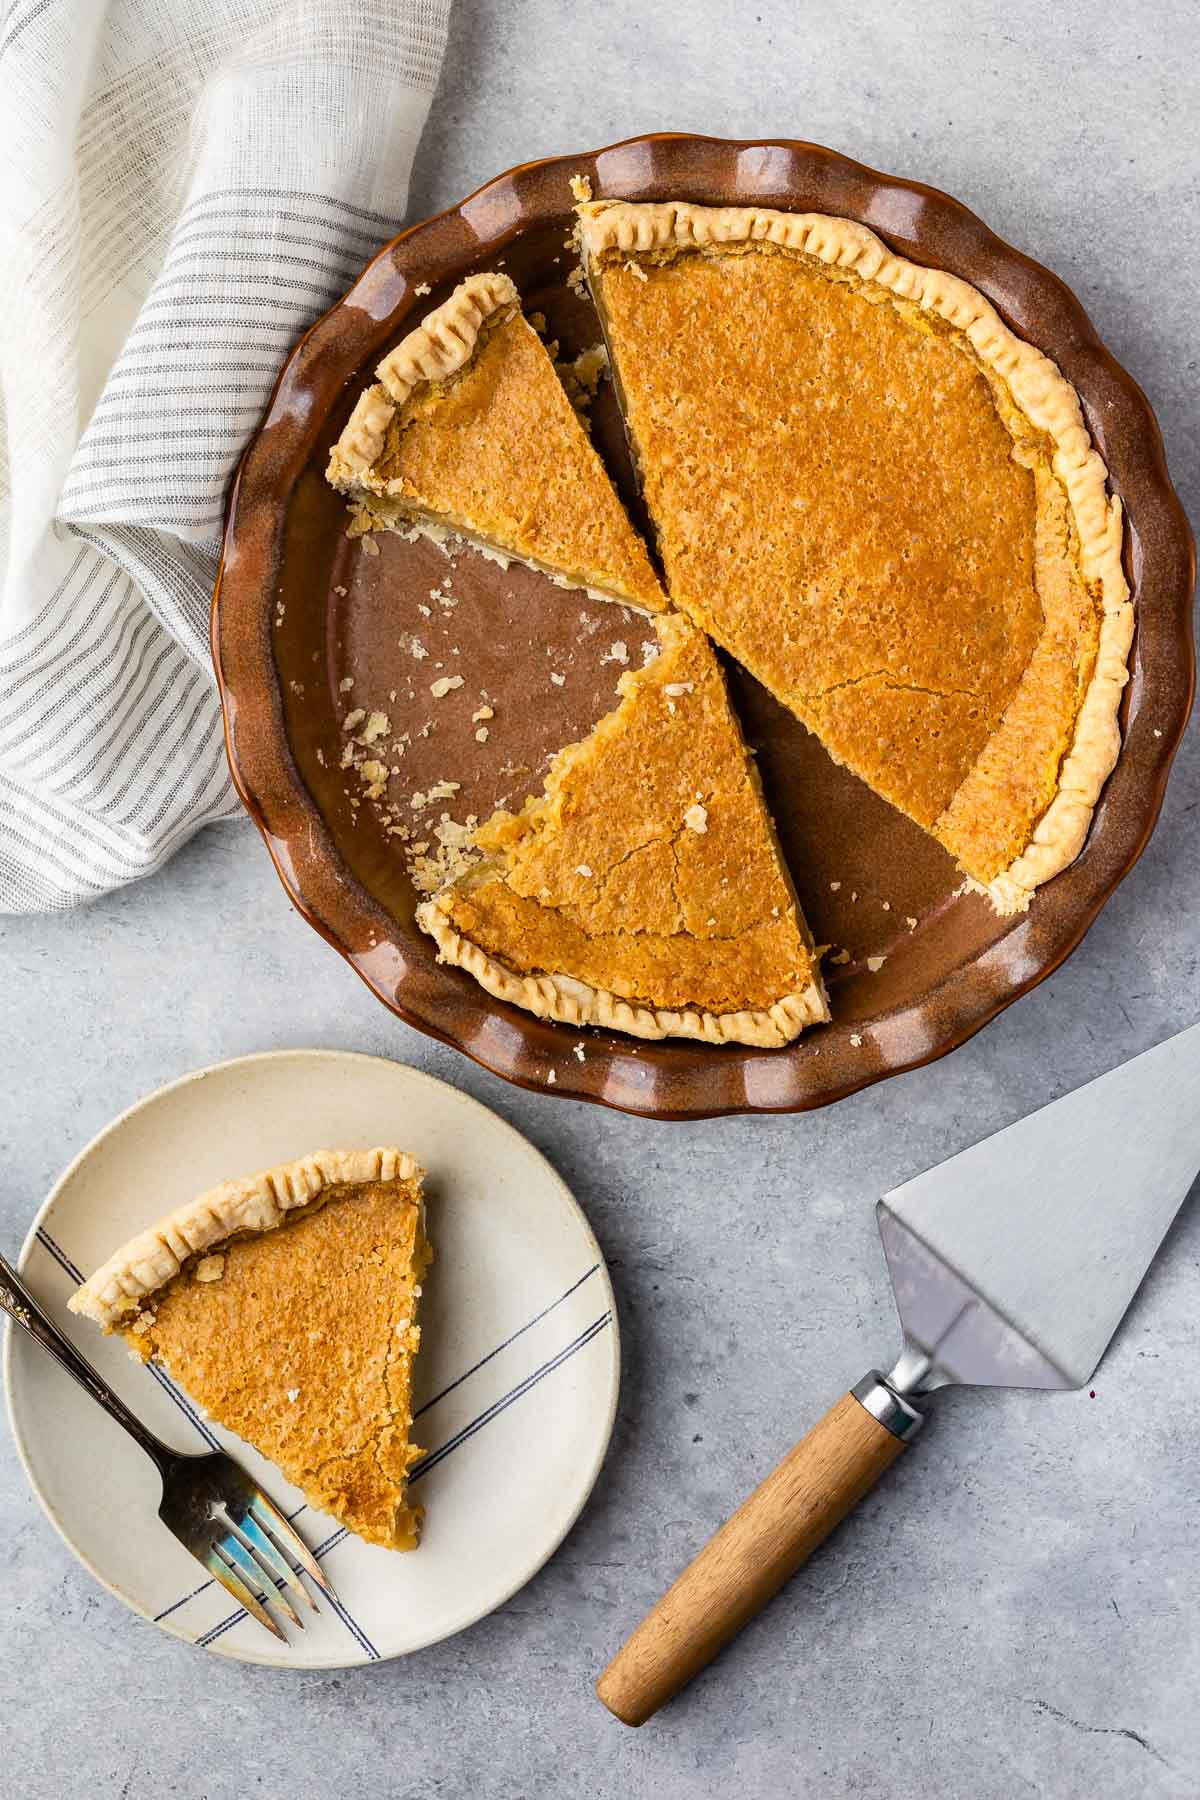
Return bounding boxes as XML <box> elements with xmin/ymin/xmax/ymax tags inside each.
<box><xmin>3</xmin><ymin>3</ymin><xmax>1198</xmax><ymax>1795</ymax></box>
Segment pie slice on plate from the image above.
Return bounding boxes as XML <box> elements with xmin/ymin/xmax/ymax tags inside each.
<box><xmin>575</xmin><ymin>199</ymin><xmax>1133</xmax><ymax>913</ymax></box>
<box><xmin>327</xmin><ymin>271</ymin><xmax>666</xmax><ymax>613</ymax></box>
<box><xmin>69</xmin><ymin>1149</ymin><xmax>430</xmax><ymax>1551</ymax></box>
<box><xmin>417</xmin><ymin>613</ymin><xmax>828</xmax><ymax>1046</ymax></box>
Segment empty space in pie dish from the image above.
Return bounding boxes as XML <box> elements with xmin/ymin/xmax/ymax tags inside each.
<box><xmin>283</xmin><ymin>428</ymin><xmax>973</xmax><ymax>1020</ymax></box>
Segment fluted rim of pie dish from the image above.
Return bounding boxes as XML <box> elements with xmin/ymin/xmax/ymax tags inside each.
<box><xmin>212</xmin><ymin>133</ymin><xmax>1195</xmax><ymax>1121</ymax></box>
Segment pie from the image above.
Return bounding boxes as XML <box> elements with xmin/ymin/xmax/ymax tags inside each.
<box><xmin>417</xmin><ymin>612</ymin><xmax>827</xmax><ymax>1045</ymax></box>
<box><xmin>576</xmin><ymin>199</ymin><xmax>1132</xmax><ymax>915</ymax></box>
<box><xmin>326</xmin><ymin>203</ymin><xmax>1132</xmax><ymax>1045</ymax></box>
<box><xmin>69</xmin><ymin>1149</ymin><xmax>430</xmax><ymax>1551</ymax></box>
<box><xmin>327</xmin><ymin>270</ymin><xmax>665</xmax><ymax>613</ymax></box>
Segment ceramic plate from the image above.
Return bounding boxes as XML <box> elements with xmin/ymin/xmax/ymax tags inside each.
<box><xmin>4</xmin><ymin>1051</ymin><xmax>619</xmax><ymax>1667</ymax></box>
<box><xmin>212</xmin><ymin>134</ymin><xmax>1194</xmax><ymax>1119</ymax></box>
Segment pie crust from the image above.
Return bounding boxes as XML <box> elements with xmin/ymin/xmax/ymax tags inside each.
<box><xmin>70</xmin><ymin>1146</ymin><xmax>422</xmax><ymax>1326</ymax></box>
<box><xmin>419</xmin><ymin>899</ymin><xmax>827</xmax><ymax>1047</ymax></box>
<box><xmin>575</xmin><ymin>200</ymin><xmax>1132</xmax><ymax>913</ymax></box>
<box><xmin>328</xmin><ymin>274</ymin><xmax>518</xmax><ymax>486</ymax></box>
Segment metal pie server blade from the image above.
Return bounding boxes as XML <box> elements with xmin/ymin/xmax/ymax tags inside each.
<box><xmin>879</xmin><ymin>1018</ymin><xmax>1200</xmax><ymax>1394</ymax></box>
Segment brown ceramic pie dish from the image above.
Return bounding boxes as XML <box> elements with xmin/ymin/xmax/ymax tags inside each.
<box><xmin>212</xmin><ymin>133</ymin><xmax>1194</xmax><ymax>1120</ymax></box>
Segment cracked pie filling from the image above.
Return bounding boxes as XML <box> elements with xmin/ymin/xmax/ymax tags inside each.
<box><xmin>575</xmin><ymin>200</ymin><xmax>1131</xmax><ymax>916</ymax></box>
<box><xmin>69</xmin><ymin>1150</ymin><xmax>430</xmax><ymax>1551</ymax></box>
<box><xmin>326</xmin><ymin>198</ymin><xmax>1132</xmax><ymax>1047</ymax></box>
<box><xmin>417</xmin><ymin>613</ymin><xmax>828</xmax><ymax>1046</ymax></box>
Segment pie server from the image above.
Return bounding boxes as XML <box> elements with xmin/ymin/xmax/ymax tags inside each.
<box><xmin>597</xmin><ymin>1019</ymin><xmax>1200</xmax><ymax>1725</ymax></box>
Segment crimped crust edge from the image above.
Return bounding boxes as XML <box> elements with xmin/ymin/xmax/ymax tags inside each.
<box><xmin>68</xmin><ymin>1147</ymin><xmax>424</xmax><ymax>1327</ymax></box>
<box><xmin>327</xmin><ymin>271</ymin><xmax>519</xmax><ymax>488</ymax></box>
<box><xmin>417</xmin><ymin>894</ymin><xmax>829</xmax><ymax>1048</ymax></box>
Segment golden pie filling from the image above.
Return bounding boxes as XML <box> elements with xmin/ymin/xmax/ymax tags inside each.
<box><xmin>577</xmin><ymin>201</ymin><xmax>1131</xmax><ymax>912</ymax></box>
<box><xmin>418</xmin><ymin>614</ymin><xmax>827</xmax><ymax>1045</ymax></box>
<box><xmin>70</xmin><ymin>1151</ymin><xmax>430</xmax><ymax>1551</ymax></box>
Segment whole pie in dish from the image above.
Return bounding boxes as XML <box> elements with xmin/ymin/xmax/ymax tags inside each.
<box><xmin>418</xmin><ymin>612</ymin><xmax>828</xmax><ymax>1046</ymax></box>
<box><xmin>576</xmin><ymin>199</ymin><xmax>1132</xmax><ymax>915</ymax></box>
<box><xmin>326</xmin><ymin>201</ymin><xmax>1132</xmax><ymax>1046</ymax></box>
<box><xmin>327</xmin><ymin>270</ymin><xmax>665</xmax><ymax>613</ymax></box>
<box><xmin>69</xmin><ymin>1149</ymin><xmax>430</xmax><ymax>1551</ymax></box>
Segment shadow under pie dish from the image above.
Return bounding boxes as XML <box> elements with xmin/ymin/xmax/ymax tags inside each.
<box><xmin>69</xmin><ymin>1149</ymin><xmax>430</xmax><ymax>1551</ymax></box>
<box><xmin>212</xmin><ymin>135</ymin><xmax>1193</xmax><ymax>1117</ymax></box>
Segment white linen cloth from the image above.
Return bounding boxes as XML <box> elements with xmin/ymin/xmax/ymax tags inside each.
<box><xmin>0</xmin><ymin>0</ymin><xmax>449</xmax><ymax>910</ymax></box>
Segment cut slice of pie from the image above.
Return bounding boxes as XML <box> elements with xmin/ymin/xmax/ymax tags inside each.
<box><xmin>576</xmin><ymin>199</ymin><xmax>1133</xmax><ymax>913</ymax></box>
<box><xmin>417</xmin><ymin>613</ymin><xmax>828</xmax><ymax>1046</ymax></box>
<box><xmin>69</xmin><ymin>1149</ymin><xmax>430</xmax><ymax>1551</ymax></box>
<box><xmin>327</xmin><ymin>271</ymin><xmax>666</xmax><ymax>613</ymax></box>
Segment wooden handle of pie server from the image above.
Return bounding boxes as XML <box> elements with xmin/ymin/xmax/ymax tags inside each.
<box><xmin>596</xmin><ymin>1378</ymin><xmax>922</xmax><ymax>1726</ymax></box>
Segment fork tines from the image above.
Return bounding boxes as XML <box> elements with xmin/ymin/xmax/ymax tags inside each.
<box><xmin>248</xmin><ymin>1488</ymin><xmax>333</xmax><ymax>1595</ymax></box>
<box><xmin>203</xmin><ymin>1487</ymin><xmax>334</xmax><ymax>1641</ymax></box>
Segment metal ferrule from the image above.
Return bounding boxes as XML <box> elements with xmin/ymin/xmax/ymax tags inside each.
<box><xmin>851</xmin><ymin>1370</ymin><xmax>925</xmax><ymax>1442</ymax></box>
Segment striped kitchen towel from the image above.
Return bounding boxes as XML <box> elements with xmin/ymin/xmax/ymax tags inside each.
<box><xmin>0</xmin><ymin>0</ymin><xmax>449</xmax><ymax>911</ymax></box>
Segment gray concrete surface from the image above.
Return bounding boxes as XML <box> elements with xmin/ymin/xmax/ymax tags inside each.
<box><xmin>3</xmin><ymin>3</ymin><xmax>1198</xmax><ymax>1795</ymax></box>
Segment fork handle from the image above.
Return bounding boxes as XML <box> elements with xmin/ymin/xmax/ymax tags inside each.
<box><xmin>0</xmin><ymin>1253</ymin><xmax>174</xmax><ymax>1478</ymax></box>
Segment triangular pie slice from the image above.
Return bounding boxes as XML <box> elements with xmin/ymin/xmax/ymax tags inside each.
<box><xmin>327</xmin><ymin>271</ymin><xmax>666</xmax><ymax>613</ymax></box>
<box><xmin>69</xmin><ymin>1149</ymin><xmax>430</xmax><ymax>1551</ymax></box>
<box><xmin>418</xmin><ymin>613</ymin><xmax>828</xmax><ymax>1046</ymax></box>
<box><xmin>576</xmin><ymin>199</ymin><xmax>1132</xmax><ymax>913</ymax></box>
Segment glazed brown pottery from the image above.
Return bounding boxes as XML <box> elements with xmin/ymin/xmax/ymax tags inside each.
<box><xmin>212</xmin><ymin>134</ymin><xmax>1195</xmax><ymax>1120</ymax></box>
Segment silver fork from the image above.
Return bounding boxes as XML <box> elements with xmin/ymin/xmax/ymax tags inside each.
<box><xmin>1</xmin><ymin>1250</ymin><xmax>335</xmax><ymax>1641</ymax></box>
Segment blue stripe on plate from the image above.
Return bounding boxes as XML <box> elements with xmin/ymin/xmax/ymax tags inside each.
<box><xmin>410</xmin><ymin>1312</ymin><xmax>613</xmax><ymax>1484</ymax></box>
<box><xmin>414</xmin><ymin>1263</ymin><xmax>600</xmax><ymax>1418</ymax></box>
